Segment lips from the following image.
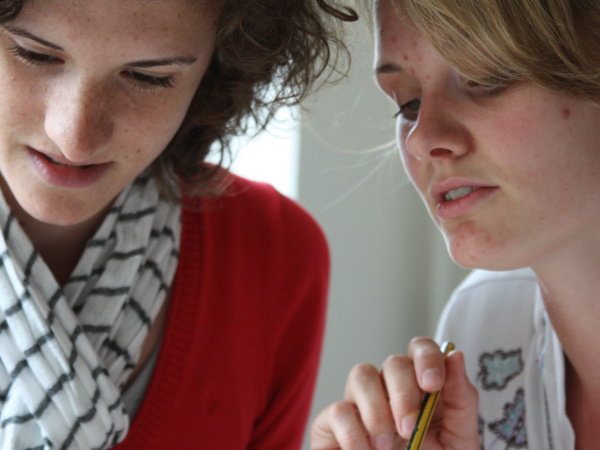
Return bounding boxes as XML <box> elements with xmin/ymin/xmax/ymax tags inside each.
<box><xmin>40</xmin><ymin>152</ymin><xmax>96</xmax><ymax>169</ymax></box>
<box><xmin>27</xmin><ymin>147</ymin><xmax>112</xmax><ymax>189</ymax></box>
<box><xmin>444</xmin><ymin>186</ymin><xmax>476</xmax><ymax>201</ymax></box>
<box><xmin>430</xmin><ymin>178</ymin><xmax>499</xmax><ymax>220</ymax></box>
<box><xmin>431</xmin><ymin>178</ymin><xmax>496</xmax><ymax>202</ymax></box>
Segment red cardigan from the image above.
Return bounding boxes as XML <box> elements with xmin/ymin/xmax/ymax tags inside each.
<box><xmin>114</xmin><ymin>175</ymin><xmax>330</xmax><ymax>449</ymax></box>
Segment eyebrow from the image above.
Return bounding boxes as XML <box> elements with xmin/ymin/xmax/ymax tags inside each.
<box><xmin>3</xmin><ymin>24</ymin><xmax>198</xmax><ymax>68</ymax></box>
<box><xmin>375</xmin><ymin>62</ymin><xmax>405</xmax><ymax>75</ymax></box>
<box><xmin>3</xmin><ymin>24</ymin><xmax>63</xmax><ymax>50</ymax></box>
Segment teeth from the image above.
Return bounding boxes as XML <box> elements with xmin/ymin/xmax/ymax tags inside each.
<box><xmin>444</xmin><ymin>187</ymin><xmax>476</xmax><ymax>201</ymax></box>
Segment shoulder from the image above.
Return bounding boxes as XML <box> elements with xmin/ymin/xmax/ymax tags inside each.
<box><xmin>186</xmin><ymin>173</ymin><xmax>327</xmax><ymax>248</ymax></box>
<box><xmin>444</xmin><ymin>268</ymin><xmax>538</xmax><ymax>317</ymax></box>
<box><xmin>454</xmin><ymin>267</ymin><xmax>538</xmax><ymax>293</ymax></box>
<box><xmin>179</xmin><ymin>173</ymin><xmax>329</xmax><ymax>284</ymax></box>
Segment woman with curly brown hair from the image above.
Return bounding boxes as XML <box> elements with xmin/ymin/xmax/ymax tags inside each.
<box><xmin>0</xmin><ymin>0</ymin><xmax>356</xmax><ymax>448</ymax></box>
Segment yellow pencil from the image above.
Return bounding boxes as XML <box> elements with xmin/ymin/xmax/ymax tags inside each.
<box><xmin>405</xmin><ymin>341</ymin><xmax>455</xmax><ymax>450</ymax></box>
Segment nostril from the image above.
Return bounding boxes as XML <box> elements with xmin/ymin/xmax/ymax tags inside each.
<box><xmin>430</xmin><ymin>148</ymin><xmax>452</xmax><ymax>157</ymax></box>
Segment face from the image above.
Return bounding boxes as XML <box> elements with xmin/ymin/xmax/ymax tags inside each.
<box><xmin>0</xmin><ymin>0</ymin><xmax>218</xmax><ymax>228</ymax></box>
<box><xmin>374</xmin><ymin>0</ymin><xmax>600</xmax><ymax>271</ymax></box>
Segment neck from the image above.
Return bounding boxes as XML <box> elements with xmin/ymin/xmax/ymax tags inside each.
<box><xmin>1</xmin><ymin>184</ymin><xmax>110</xmax><ymax>286</ymax></box>
<box><xmin>529</xmin><ymin>238</ymin><xmax>600</xmax><ymax>446</ymax></box>
<box><xmin>534</xmin><ymin>250</ymin><xmax>600</xmax><ymax>380</ymax></box>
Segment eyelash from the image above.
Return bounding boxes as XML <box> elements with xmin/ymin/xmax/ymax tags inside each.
<box><xmin>392</xmin><ymin>80</ymin><xmax>509</xmax><ymax>120</ymax></box>
<box><xmin>8</xmin><ymin>43</ymin><xmax>176</xmax><ymax>91</ymax></box>
<box><xmin>122</xmin><ymin>70</ymin><xmax>176</xmax><ymax>90</ymax></box>
<box><xmin>466</xmin><ymin>80</ymin><xmax>508</xmax><ymax>95</ymax></box>
<box><xmin>393</xmin><ymin>98</ymin><xmax>421</xmax><ymax>120</ymax></box>
<box><xmin>9</xmin><ymin>43</ymin><xmax>60</xmax><ymax>65</ymax></box>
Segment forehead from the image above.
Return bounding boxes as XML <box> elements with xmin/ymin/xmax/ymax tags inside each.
<box><xmin>374</xmin><ymin>0</ymin><xmax>414</xmax><ymax>43</ymax></box>
<box><xmin>374</xmin><ymin>0</ymin><xmax>425</xmax><ymax>66</ymax></box>
<box><xmin>14</xmin><ymin>0</ymin><xmax>218</xmax><ymax>53</ymax></box>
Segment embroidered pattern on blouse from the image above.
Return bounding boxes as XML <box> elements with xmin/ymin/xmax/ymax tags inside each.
<box><xmin>477</xmin><ymin>348</ymin><xmax>528</xmax><ymax>449</ymax></box>
<box><xmin>478</xmin><ymin>349</ymin><xmax>524</xmax><ymax>390</ymax></box>
<box><xmin>488</xmin><ymin>388</ymin><xmax>528</xmax><ymax>448</ymax></box>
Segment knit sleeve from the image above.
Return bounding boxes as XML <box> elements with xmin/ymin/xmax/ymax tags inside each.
<box><xmin>247</xmin><ymin>188</ymin><xmax>330</xmax><ymax>449</ymax></box>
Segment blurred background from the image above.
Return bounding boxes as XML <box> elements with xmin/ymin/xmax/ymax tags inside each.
<box><xmin>224</xmin><ymin>17</ymin><xmax>470</xmax><ymax>448</ymax></box>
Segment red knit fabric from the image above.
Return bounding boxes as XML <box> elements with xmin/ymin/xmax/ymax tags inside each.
<box><xmin>114</xmin><ymin>174</ymin><xmax>330</xmax><ymax>449</ymax></box>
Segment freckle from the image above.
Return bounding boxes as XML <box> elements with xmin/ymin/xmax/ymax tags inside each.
<box><xmin>403</xmin><ymin>54</ymin><xmax>408</xmax><ymax>60</ymax></box>
<box><xmin>562</xmin><ymin>108</ymin><xmax>570</xmax><ymax>119</ymax></box>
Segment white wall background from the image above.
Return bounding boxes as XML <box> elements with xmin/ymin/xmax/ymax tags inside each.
<box><xmin>227</xmin><ymin>19</ymin><xmax>470</xmax><ymax>449</ymax></box>
<box><xmin>295</xmin><ymin>21</ymin><xmax>469</xmax><ymax>448</ymax></box>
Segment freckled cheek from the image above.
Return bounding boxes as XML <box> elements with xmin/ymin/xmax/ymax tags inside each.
<box><xmin>0</xmin><ymin>80</ymin><xmax>45</xmax><ymax>129</ymax></box>
<box><xmin>122</xmin><ymin>101</ymin><xmax>187</xmax><ymax>153</ymax></box>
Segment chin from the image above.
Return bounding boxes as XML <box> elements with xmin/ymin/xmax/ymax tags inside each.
<box><xmin>444</xmin><ymin>234</ymin><xmax>527</xmax><ymax>272</ymax></box>
<box><xmin>28</xmin><ymin>207</ymin><xmax>95</xmax><ymax>227</ymax></box>
<box><xmin>16</xmin><ymin>193</ymin><xmax>108</xmax><ymax>229</ymax></box>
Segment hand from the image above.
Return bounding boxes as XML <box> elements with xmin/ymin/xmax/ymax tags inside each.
<box><xmin>310</xmin><ymin>338</ymin><xmax>479</xmax><ymax>449</ymax></box>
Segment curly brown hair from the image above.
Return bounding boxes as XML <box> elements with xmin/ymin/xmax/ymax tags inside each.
<box><xmin>0</xmin><ymin>0</ymin><xmax>358</xmax><ymax>199</ymax></box>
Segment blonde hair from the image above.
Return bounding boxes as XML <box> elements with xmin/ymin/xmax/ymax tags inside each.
<box><xmin>395</xmin><ymin>0</ymin><xmax>600</xmax><ymax>104</ymax></box>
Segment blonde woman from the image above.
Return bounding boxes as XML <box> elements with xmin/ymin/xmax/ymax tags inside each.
<box><xmin>312</xmin><ymin>0</ymin><xmax>600</xmax><ymax>448</ymax></box>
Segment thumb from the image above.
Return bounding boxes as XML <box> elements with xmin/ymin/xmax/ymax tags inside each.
<box><xmin>439</xmin><ymin>351</ymin><xmax>480</xmax><ymax>446</ymax></box>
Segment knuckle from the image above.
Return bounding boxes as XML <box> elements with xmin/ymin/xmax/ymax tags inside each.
<box><xmin>347</xmin><ymin>362</ymin><xmax>379</xmax><ymax>387</ymax></box>
<box><xmin>409</xmin><ymin>336</ymin><xmax>431</xmax><ymax>346</ymax></box>
<box><xmin>387</xmin><ymin>387</ymin><xmax>418</xmax><ymax>407</ymax></box>
<box><xmin>364</xmin><ymin>403</ymin><xmax>394</xmax><ymax>424</ymax></box>
<box><xmin>382</xmin><ymin>354</ymin><xmax>412</xmax><ymax>372</ymax></box>
<box><xmin>409</xmin><ymin>337</ymin><xmax>441</xmax><ymax>359</ymax></box>
<box><xmin>327</xmin><ymin>400</ymin><xmax>356</xmax><ymax>421</ymax></box>
<box><xmin>326</xmin><ymin>402</ymin><xmax>367</xmax><ymax>445</ymax></box>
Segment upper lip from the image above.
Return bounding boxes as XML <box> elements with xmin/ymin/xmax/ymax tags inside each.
<box><xmin>430</xmin><ymin>177</ymin><xmax>498</xmax><ymax>203</ymax></box>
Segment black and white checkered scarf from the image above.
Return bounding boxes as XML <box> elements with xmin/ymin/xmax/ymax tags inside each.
<box><xmin>0</xmin><ymin>174</ymin><xmax>181</xmax><ymax>449</ymax></box>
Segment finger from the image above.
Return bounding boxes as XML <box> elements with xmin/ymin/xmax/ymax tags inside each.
<box><xmin>310</xmin><ymin>401</ymin><xmax>371</xmax><ymax>450</ymax></box>
<box><xmin>437</xmin><ymin>351</ymin><xmax>480</xmax><ymax>446</ymax></box>
<box><xmin>380</xmin><ymin>354</ymin><xmax>422</xmax><ymax>440</ymax></box>
<box><xmin>407</xmin><ymin>337</ymin><xmax>447</xmax><ymax>393</ymax></box>
<box><xmin>344</xmin><ymin>363</ymin><xmax>397</xmax><ymax>450</ymax></box>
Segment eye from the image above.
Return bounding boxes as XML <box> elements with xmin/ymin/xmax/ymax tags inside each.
<box><xmin>122</xmin><ymin>70</ymin><xmax>176</xmax><ymax>91</ymax></box>
<box><xmin>394</xmin><ymin>97</ymin><xmax>421</xmax><ymax>120</ymax></box>
<box><xmin>465</xmin><ymin>78</ymin><xmax>509</xmax><ymax>95</ymax></box>
<box><xmin>9</xmin><ymin>44</ymin><xmax>63</xmax><ymax>65</ymax></box>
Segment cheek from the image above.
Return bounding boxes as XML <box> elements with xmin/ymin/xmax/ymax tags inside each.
<box><xmin>0</xmin><ymin>68</ymin><xmax>40</xmax><ymax>123</ymax></box>
<box><xmin>397</xmin><ymin>124</ymin><xmax>425</xmax><ymax>187</ymax></box>
<box><xmin>119</xmin><ymin>97</ymin><xmax>189</xmax><ymax>156</ymax></box>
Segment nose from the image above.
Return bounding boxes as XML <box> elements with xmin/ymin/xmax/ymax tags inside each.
<box><xmin>403</xmin><ymin>92</ymin><xmax>472</xmax><ymax>162</ymax></box>
<box><xmin>44</xmin><ymin>78</ymin><xmax>114</xmax><ymax>162</ymax></box>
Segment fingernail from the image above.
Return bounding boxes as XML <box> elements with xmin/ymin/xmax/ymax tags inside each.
<box><xmin>373</xmin><ymin>433</ymin><xmax>394</xmax><ymax>450</ymax></box>
<box><xmin>401</xmin><ymin>412</ymin><xmax>418</xmax><ymax>436</ymax></box>
<box><xmin>422</xmin><ymin>368</ymin><xmax>442</xmax><ymax>388</ymax></box>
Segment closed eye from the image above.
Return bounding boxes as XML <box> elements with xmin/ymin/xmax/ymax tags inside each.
<box><xmin>394</xmin><ymin>97</ymin><xmax>421</xmax><ymax>121</ymax></box>
<box><xmin>8</xmin><ymin>44</ymin><xmax>63</xmax><ymax>65</ymax></box>
<box><xmin>465</xmin><ymin>77</ymin><xmax>510</xmax><ymax>95</ymax></box>
<box><xmin>122</xmin><ymin>70</ymin><xmax>176</xmax><ymax>91</ymax></box>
